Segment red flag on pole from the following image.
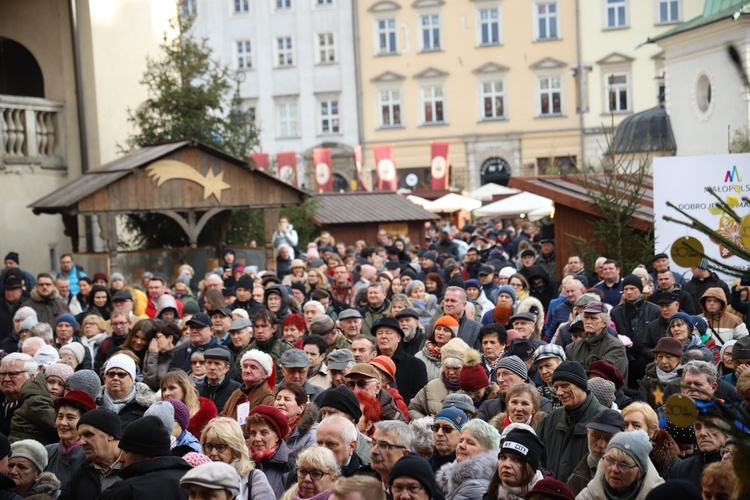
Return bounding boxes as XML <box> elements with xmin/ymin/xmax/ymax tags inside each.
<box><xmin>313</xmin><ymin>148</ymin><xmax>333</xmax><ymax>193</ymax></box>
<box><xmin>431</xmin><ymin>142</ymin><xmax>450</xmax><ymax>190</ymax></box>
<box><xmin>250</xmin><ymin>153</ymin><xmax>269</xmax><ymax>171</ymax></box>
<box><xmin>373</xmin><ymin>145</ymin><xmax>397</xmax><ymax>191</ymax></box>
<box><xmin>276</xmin><ymin>152</ymin><xmax>297</xmax><ymax>186</ymax></box>
<box><xmin>354</xmin><ymin>145</ymin><xmax>366</xmax><ymax>191</ymax></box>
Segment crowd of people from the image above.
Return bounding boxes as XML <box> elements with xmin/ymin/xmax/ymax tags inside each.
<box><xmin>0</xmin><ymin>216</ymin><xmax>747</xmax><ymax>500</ymax></box>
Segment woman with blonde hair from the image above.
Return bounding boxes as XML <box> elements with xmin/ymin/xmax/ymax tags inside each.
<box><xmin>200</xmin><ymin>417</ymin><xmax>274</xmax><ymax>499</ymax></box>
<box><xmin>306</xmin><ymin>269</ymin><xmax>329</xmax><ymax>297</ymax></box>
<box><xmin>282</xmin><ymin>446</ymin><xmax>339</xmax><ymax>500</ymax></box>
<box><xmin>79</xmin><ymin>314</ymin><xmax>109</xmax><ymax>361</ymax></box>
<box><xmin>387</xmin><ymin>294</ymin><xmax>413</xmax><ymax>318</ymax></box>
<box><xmin>621</xmin><ymin>402</ymin><xmax>681</xmax><ymax>479</ymax></box>
<box><xmin>161</xmin><ymin>370</ymin><xmax>217</xmax><ymax>439</ymax></box>
<box><xmin>489</xmin><ymin>383</ymin><xmax>546</xmax><ymax>434</ymax></box>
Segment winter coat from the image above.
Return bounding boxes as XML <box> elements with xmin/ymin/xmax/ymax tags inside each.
<box><xmin>426</xmin><ymin>313</ymin><xmax>483</xmax><ymax>350</ymax></box>
<box><xmin>265</xmin><ymin>284</ymin><xmax>292</xmax><ymax>327</ymax></box>
<box><xmin>545</xmin><ymin>299</ymin><xmax>573</xmax><ymax>342</ymax></box>
<box><xmin>408</xmin><ymin>378</ymin><xmax>454</xmax><ymax>420</ymax></box>
<box><xmin>221</xmin><ymin>383</ymin><xmax>275</xmax><ymax>423</ymax></box>
<box><xmin>240</xmin><ymin>468</ymin><xmax>276</xmax><ymax>500</ymax></box>
<box><xmin>188</xmin><ymin>396</ymin><xmax>218</xmax><ymax>438</ymax></box>
<box><xmin>385</xmin><ymin>344</ymin><xmax>428</xmax><ymax>405</ymax></box>
<box><xmin>44</xmin><ymin>442</ymin><xmax>84</xmax><ymax>490</ymax></box>
<box><xmin>198</xmin><ymin>374</ymin><xmax>242</xmax><ymax>414</ymax></box>
<box><xmin>308</xmin><ymin>362</ymin><xmax>331</xmax><ymax>390</ymax></box>
<box><xmin>80</xmin><ymin>332</ymin><xmax>107</xmax><ymax>363</ymax></box>
<box><xmin>385</xmin><ymin>387</ymin><xmax>409</xmax><ymax>422</ymax></box>
<box><xmin>402</xmin><ymin>329</ymin><xmax>427</xmax><ymax>357</ymax></box>
<box><xmin>24</xmin><ymin>471</ymin><xmax>61</xmax><ymax>498</ymax></box>
<box><xmin>96</xmin><ymin>382</ymin><xmax>155</xmax><ymax>430</ymax></box>
<box><xmin>436</xmin><ymin>448</ymin><xmax>499</xmax><ymax>500</ymax></box>
<box><xmin>528</xmin><ymin>265</ymin><xmax>556</xmax><ymax>313</ymax></box>
<box><xmin>286</xmin><ymin>404</ymin><xmax>319</xmax><ymax>466</ymax></box>
<box><xmin>142</xmin><ymin>349</ymin><xmax>174</xmax><ymax>391</ymax></box>
<box><xmin>667</xmin><ymin>449</ymin><xmax>722</xmax><ymax>489</ymax></box>
<box><xmin>576</xmin><ymin>458</ymin><xmax>664</xmax><ymax>500</ymax></box>
<box><xmin>0</xmin><ymin>472</ymin><xmax>21</xmax><ymax>500</ymax></box>
<box><xmin>171</xmin><ymin>336</ymin><xmax>231</xmax><ymax>373</ymax></box>
<box><xmin>145</xmin><ymin>291</ymin><xmax>184</xmax><ymax>320</ymax></box>
<box><xmin>567</xmin><ymin>453</ymin><xmax>597</xmax><ymax>495</ymax></box>
<box><xmin>10</xmin><ymin>371</ymin><xmax>57</xmax><ymax>444</ymax></box>
<box><xmin>684</xmin><ymin>272</ymin><xmax>731</xmax><ymax>314</ymax></box>
<box><xmin>20</xmin><ymin>289</ymin><xmax>69</xmax><ymax>326</ymax></box>
<box><xmin>535</xmin><ymin>393</ymin><xmax>605</xmax><ymax>481</ymax></box>
<box><xmin>699</xmin><ymin>287</ymin><xmax>749</xmax><ymax>346</ymax></box>
<box><xmin>649</xmin><ymin>429</ymin><xmax>681</xmax><ymax>479</ymax></box>
<box><xmin>640</xmin><ymin>316</ymin><xmax>669</xmax><ymax>362</ymax></box>
<box><xmin>648</xmin><ymin>288</ymin><xmax>696</xmax><ymax>315</ymax></box>
<box><xmin>610</xmin><ymin>296</ymin><xmax>661</xmax><ymax>349</ymax></box>
<box><xmin>411</xmin><ymin>296</ymin><xmax>438</xmax><ymax>329</ymax></box>
<box><xmin>638</xmin><ymin>363</ymin><xmax>681</xmax><ymax>409</ymax></box>
<box><xmin>59</xmin><ymin>458</ymin><xmax>123</xmax><ymax>500</ymax></box>
<box><xmin>235</xmin><ymin>338</ymin><xmax>293</xmax><ymax>382</ymax></box>
<box><xmin>361</xmin><ymin>300</ymin><xmax>391</xmax><ymax>337</ymax></box>
<box><xmin>378</xmin><ymin>388</ymin><xmax>407</xmax><ymax>422</ymax></box>
<box><xmin>566</xmin><ymin>331</ymin><xmax>629</xmax><ymax>382</ymax></box>
<box><xmin>254</xmin><ymin>439</ymin><xmax>292</xmax><ymax>498</ymax></box>
<box><xmin>415</xmin><ymin>347</ymin><xmax>442</xmax><ymax>381</ymax></box>
<box><xmin>516</xmin><ymin>296</ymin><xmax>546</xmax><ymax>340</ymax></box>
<box><xmin>97</xmin><ymin>455</ymin><xmax>190</xmax><ymax>500</ymax></box>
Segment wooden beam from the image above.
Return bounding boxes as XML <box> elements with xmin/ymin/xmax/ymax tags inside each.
<box><xmin>263</xmin><ymin>207</ymin><xmax>280</xmax><ymax>273</ymax></box>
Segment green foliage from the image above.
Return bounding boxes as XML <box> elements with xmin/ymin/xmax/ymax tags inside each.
<box><xmin>729</xmin><ymin>126</ymin><xmax>750</xmax><ymax>154</ymax></box>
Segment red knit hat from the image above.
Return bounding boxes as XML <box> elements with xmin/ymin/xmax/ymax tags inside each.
<box><xmin>459</xmin><ymin>349</ymin><xmax>489</xmax><ymax>391</ymax></box>
<box><xmin>248</xmin><ymin>405</ymin><xmax>289</xmax><ymax>439</ymax></box>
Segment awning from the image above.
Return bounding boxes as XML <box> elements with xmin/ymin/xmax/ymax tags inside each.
<box><xmin>473</xmin><ymin>192</ymin><xmax>553</xmax><ymax>217</ymax></box>
<box><xmin>406</xmin><ymin>195</ymin><xmax>433</xmax><ymax>208</ymax></box>
<box><xmin>426</xmin><ymin>193</ymin><xmax>482</xmax><ymax>213</ymax></box>
<box><xmin>466</xmin><ymin>183</ymin><xmax>520</xmax><ymax>201</ymax></box>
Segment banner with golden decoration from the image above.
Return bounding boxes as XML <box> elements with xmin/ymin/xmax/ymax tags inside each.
<box><xmin>373</xmin><ymin>145</ymin><xmax>397</xmax><ymax>191</ymax></box>
<box><xmin>276</xmin><ymin>152</ymin><xmax>297</xmax><ymax>186</ymax></box>
<box><xmin>313</xmin><ymin>148</ymin><xmax>333</xmax><ymax>193</ymax></box>
<box><xmin>431</xmin><ymin>142</ymin><xmax>450</xmax><ymax>190</ymax></box>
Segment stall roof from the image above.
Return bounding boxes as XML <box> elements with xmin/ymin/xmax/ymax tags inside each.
<box><xmin>473</xmin><ymin>192</ymin><xmax>552</xmax><ymax>217</ymax></box>
<box><xmin>312</xmin><ymin>192</ymin><xmax>439</xmax><ymax>225</ymax></box>
<box><xmin>426</xmin><ymin>193</ymin><xmax>482</xmax><ymax>213</ymax></box>
<box><xmin>467</xmin><ymin>183</ymin><xmax>520</xmax><ymax>201</ymax></box>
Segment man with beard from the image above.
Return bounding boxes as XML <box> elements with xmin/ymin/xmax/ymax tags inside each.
<box><xmin>566</xmin><ymin>302</ymin><xmax>629</xmax><ymax>381</ymax></box>
<box><xmin>460</xmin><ymin>247</ymin><xmax>482</xmax><ymax>281</ymax></box>
<box><xmin>331</xmin><ymin>264</ymin><xmax>355</xmax><ymax>308</ymax></box>
<box><xmin>394</xmin><ymin>308</ymin><xmax>425</xmax><ymax>356</ymax></box>
<box><xmin>21</xmin><ymin>273</ymin><xmax>68</xmax><ymax>326</ymax></box>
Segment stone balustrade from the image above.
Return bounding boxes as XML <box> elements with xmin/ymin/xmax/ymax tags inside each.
<box><xmin>0</xmin><ymin>95</ymin><xmax>65</xmax><ymax>169</ymax></box>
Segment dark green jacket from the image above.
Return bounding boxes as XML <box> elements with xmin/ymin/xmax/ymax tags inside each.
<box><xmin>10</xmin><ymin>371</ymin><xmax>57</xmax><ymax>444</ymax></box>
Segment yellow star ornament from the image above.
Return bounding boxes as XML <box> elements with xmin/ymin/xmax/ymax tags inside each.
<box><xmin>653</xmin><ymin>387</ymin><xmax>665</xmax><ymax>406</ymax></box>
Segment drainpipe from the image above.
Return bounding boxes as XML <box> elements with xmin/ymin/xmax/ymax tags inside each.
<box><xmin>575</xmin><ymin>0</ymin><xmax>586</xmax><ymax>170</ymax></box>
<box><xmin>351</xmin><ymin>0</ymin><xmax>365</xmax><ymax>189</ymax></box>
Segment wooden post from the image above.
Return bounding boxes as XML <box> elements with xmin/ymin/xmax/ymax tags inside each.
<box><xmin>263</xmin><ymin>207</ymin><xmax>280</xmax><ymax>273</ymax></box>
<box><xmin>97</xmin><ymin>213</ymin><xmax>119</xmax><ymax>273</ymax></box>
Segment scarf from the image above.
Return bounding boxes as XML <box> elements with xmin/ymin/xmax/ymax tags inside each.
<box><xmin>254</xmin><ymin>338</ymin><xmax>276</xmax><ymax>354</ymax></box>
<box><xmin>101</xmin><ymin>386</ymin><xmax>136</xmax><ymax>414</ymax></box>
<box><xmin>251</xmin><ymin>442</ymin><xmax>279</xmax><ymax>464</ymax></box>
<box><xmin>60</xmin><ymin>439</ymin><xmax>80</xmax><ymax>453</ymax></box>
<box><xmin>502</xmin><ymin>413</ymin><xmax>533</xmax><ymax>428</ymax></box>
<box><xmin>442</xmin><ymin>372</ymin><xmax>460</xmax><ymax>391</ymax></box>
<box><xmin>286</xmin><ymin>416</ymin><xmax>301</xmax><ymax>438</ymax></box>
<box><xmin>684</xmin><ymin>334</ymin><xmax>705</xmax><ymax>352</ymax></box>
<box><xmin>603</xmin><ymin>475</ymin><xmax>643</xmax><ymax>500</ymax></box>
<box><xmin>307</xmin><ymin>363</ymin><xmax>323</xmax><ymax>379</ymax></box>
<box><xmin>425</xmin><ymin>339</ymin><xmax>442</xmax><ymax>358</ymax></box>
<box><xmin>294</xmin><ymin>488</ymin><xmax>332</xmax><ymax>500</ymax></box>
<box><xmin>485</xmin><ymin>355</ymin><xmax>503</xmax><ymax>373</ymax></box>
<box><xmin>656</xmin><ymin>364</ymin><xmax>681</xmax><ymax>384</ymax></box>
<box><xmin>497</xmin><ymin>470</ymin><xmax>544</xmax><ymax>499</ymax></box>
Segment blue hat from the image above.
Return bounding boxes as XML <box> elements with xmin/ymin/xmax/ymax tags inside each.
<box><xmin>690</xmin><ymin>315</ymin><xmax>707</xmax><ymax>336</ymax></box>
<box><xmin>668</xmin><ymin>312</ymin><xmax>694</xmax><ymax>332</ymax></box>
<box><xmin>497</xmin><ymin>285</ymin><xmax>516</xmax><ymax>302</ymax></box>
<box><xmin>434</xmin><ymin>407</ymin><xmax>468</xmax><ymax>431</ymax></box>
<box><xmin>55</xmin><ymin>313</ymin><xmax>77</xmax><ymax>331</ymax></box>
<box><xmin>464</xmin><ymin>279</ymin><xmax>481</xmax><ymax>290</ymax></box>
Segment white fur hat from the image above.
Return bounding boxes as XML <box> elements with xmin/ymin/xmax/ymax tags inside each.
<box><xmin>240</xmin><ymin>349</ymin><xmax>273</xmax><ymax>376</ymax></box>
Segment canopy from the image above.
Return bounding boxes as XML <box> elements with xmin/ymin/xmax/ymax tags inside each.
<box><xmin>466</xmin><ymin>183</ymin><xmax>519</xmax><ymax>201</ymax></box>
<box><xmin>473</xmin><ymin>192</ymin><xmax>553</xmax><ymax>217</ymax></box>
<box><xmin>528</xmin><ymin>204</ymin><xmax>554</xmax><ymax>221</ymax></box>
<box><xmin>406</xmin><ymin>195</ymin><xmax>433</xmax><ymax>208</ymax></box>
<box><xmin>426</xmin><ymin>193</ymin><xmax>482</xmax><ymax>213</ymax></box>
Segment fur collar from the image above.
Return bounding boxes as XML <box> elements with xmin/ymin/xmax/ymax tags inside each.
<box><xmin>516</xmin><ymin>297</ymin><xmax>545</xmax><ymax>338</ymax></box>
<box><xmin>297</xmin><ymin>402</ymin><xmax>319</xmax><ymax>434</ymax></box>
<box><xmin>30</xmin><ymin>288</ymin><xmax>61</xmax><ymax>302</ymax></box>
<box><xmin>97</xmin><ymin>381</ymin><xmax>155</xmax><ymax>408</ymax></box>
<box><xmin>27</xmin><ymin>472</ymin><xmax>61</xmax><ymax>496</ymax></box>
<box><xmin>436</xmin><ymin>448</ymin><xmax>499</xmax><ymax>496</ymax></box>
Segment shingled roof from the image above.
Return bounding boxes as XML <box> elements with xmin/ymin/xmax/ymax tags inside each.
<box><xmin>312</xmin><ymin>192</ymin><xmax>438</xmax><ymax>225</ymax></box>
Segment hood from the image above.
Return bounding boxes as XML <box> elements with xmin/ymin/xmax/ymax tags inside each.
<box><xmin>21</xmin><ymin>371</ymin><xmax>50</xmax><ymax>399</ymax></box>
<box><xmin>265</xmin><ymin>284</ymin><xmax>290</xmax><ymax>320</ymax></box>
<box><xmin>527</xmin><ymin>265</ymin><xmax>550</xmax><ymax>285</ymax></box>
<box><xmin>435</xmin><ymin>448</ymin><xmax>499</xmax><ymax>495</ymax></box>
<box><xmin>156</xmin><ymin>293</ymin><xmax>178</xmax><ymax>317</ymax></box>
<box><xmin>699</xmin><ymin>287</ymin><xmax>727</xmax><ymax>313</ymax></box>
<box><xmin>27</xmin><ymin>471</ymin><xmax>61</xmax><ymax>497</ymax></box>
<box><xmin>296</xmin><ymin>402</ymin><xmax>320</xmax><ymax>435</ymax></box>
<box><xmin>30</xmin><ymin>288</ymin><xmax>62</xmax><ymax>302</ymax></box>
<box><xmin>516</xmin><ymin>296</ymin><xmax>545</xmax><ymax>338</ymax></box>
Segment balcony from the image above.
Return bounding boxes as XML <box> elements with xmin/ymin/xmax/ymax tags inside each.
<box><xmin>1</xmin><ymin>95</ymin><xmax>65</xmax><ymax>170</ymax></box>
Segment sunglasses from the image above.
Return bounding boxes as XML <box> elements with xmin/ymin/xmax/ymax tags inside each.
<box><xmin>106</xmin><ymin>371</ymin><xmax>130</xmax><ymax>379</ymax></box>
<box><xmin>346</xmin><ymin>379</ymin><xmax>376</xmax><ymax>389</ymax></box>
<box><xmin>431</xmin><ymin>424</ymin><xmax>455</xmax><ymax>434</ymax></box>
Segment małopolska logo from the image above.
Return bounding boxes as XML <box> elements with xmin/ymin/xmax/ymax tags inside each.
<box><xmin>725</xmin><ymin>165</ymin><xmax>742</xmax><ymax>183</ymax></box>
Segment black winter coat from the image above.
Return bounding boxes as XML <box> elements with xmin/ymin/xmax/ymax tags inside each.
<box><xmin>59</xmin><ymin>459</ymin><xmax>119</xmax><ymax>500</ymax></box>
<box><xmin>667</xmin><ymin>450</ymin><xmax>722</xmax><ymax>489</ymax></box>
<box><xmin>197</xmin><ymin>375</ymin><xmax>241</xmax><ymax>413</ymax></box>
<box><xmin>383</xmin><ymin>344</ymin><xmax>428</xmax><ymax>405</ymax></box>
<box><xmin>97</xmin><ymin>456</ymin><xmax>190</xmax><ymax>500</ymax></box>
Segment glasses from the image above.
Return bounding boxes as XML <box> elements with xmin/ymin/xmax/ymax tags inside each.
<box><xmin>346</xmin><ymin>379</ymin><xmax>377</xmax><ymax>390</ymax></box>
<box><xmin>431</xmin><ymin>424</ymin><xmax>455</xmax><ymax>434</ymax></box>
<box><xmin>106</xmin><ymin>371</ymin><xmax>130</xmax><ymax>379</ymax></box>
<box><xmin>296</xmin><ymin>468</ymin><xmax>330</xmax><ymax>481</ymax></box>
<box><xmin>721</xmin><ymin>447</ymin><xmax>736</xmax><ymax>459</ymax></box>
<box><xmin>370</xmin><ymin>441</ymin><xmax>407</xmax><ymax>451</ymax></box>
<box><xmin>191</xmin><ymin>360</ymin><xmax>206</xmax><ymax>365</ymax></box>
<box><xmin>0</xmin><ymin>371</ymin><xmax>24</xmax><ymax>379</ymax></box>
<box><xmin>391</xmin><ymin>484</ymin><xmax>424</xmax><ymax>495</ymax></box>
<box><xmin>203</xmin><ymin>443</ymin><xmax>228</xmax><ymax>453</ymax></box>
<box><xmin>602</xmin><ymin>456</ymin><xmax>638</xmax><ymax>470</ymax></box>
<box><xmin>111</xmin><ymin>321</ymin><xmax>129</xmax><ymax>326</ymax></box>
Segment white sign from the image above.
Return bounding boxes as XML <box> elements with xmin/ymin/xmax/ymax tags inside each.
<box><xmin>653</xmin><ymin>153</ymin><xmax>750</xmax><ymax>283</ymax></box>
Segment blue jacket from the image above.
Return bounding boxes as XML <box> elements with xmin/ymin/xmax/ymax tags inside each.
<box><xmin>175</xmin><ymin>431</ymin><xmax>201</xmax><ymax>453</ymax></box>
<box><xmin>545</xmin><ymin>297</ymin><xmax>573</xmax><ymax>341</ymax></box>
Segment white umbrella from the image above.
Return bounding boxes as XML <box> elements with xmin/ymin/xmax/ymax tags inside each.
<box><xmin>528</xmin><ymin>204</ymin><xmax>554</xmax><ymax>221</ymax></box>
<box><xmin>406</xmin><ymin>195</ymin><xmax>433</xmax><ymax>209</ymax></box>
<box><xmin>466</xmin><ymin>183</ymin><xmax>520</xmax><ymax>201</ymax></box>
<box><xmin>426</xmin><ymin>193</ymin><xmax>482</xmax><ymax>213</ymax></box>
<box><xmin>473</xmin><ymin>192</ymin><xmax>553</xmax><ymax>217</ymax></box>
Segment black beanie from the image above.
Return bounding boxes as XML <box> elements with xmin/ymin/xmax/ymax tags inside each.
<box><xmin>77</xmin><ymin>409</ymin><xmax>123</xmax><ymax>439</ymax></box>
<box><xmin>644</xmin><ymin>480</ymin><xmax>701</xmax><ymax>500</ymax></box>
<box><xmin>290</xmin><ymin>282</ymin><xmax>306</xmax><ymax>294</ymax></box>
<box><xmin>622</xmin><ymin>274</ymin><xmax>643</xmax><ymax>293</ymax></box>
<box><xmin>501</xmin><ymin>428</ymin><xmax>545</xmax><ymax>471</ymax></box>
<box><xmin>319</xmin><ymin>386</ymin><xmax>362</xmax><ymax>422</ymax></box>
<box><xmin>3</xmin><ymin>253</ymin><xmax>18</xmax><ymax>265</ymax></box>
<box><xmin>119</xmin><ymin>416</ymin><xmax>170</xmax><ymax>457</ymax></box>
<box><xmin>389</xmin><ymin>453</ymin><xmax>438</xmax><ymax>498</ymax></box>
<box><xmin>236</xmin><ymin>274</ymin><xmax>254</xmax><ymax>292</ymax></box>
<box><xmin>401</xmin><ymin>269</ymin><xmax>418</xmax><ymax>281</ymax></box>
<box><xmin>551</xmin><ymin>361</ymin><xmax>588</xmax><ymax>392</ymax></box>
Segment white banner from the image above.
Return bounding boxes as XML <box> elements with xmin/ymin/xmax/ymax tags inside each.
<box><xmin>653</xmin><ymin>153</ymin><xmax>750</xmax><ymax>283</ymax></box>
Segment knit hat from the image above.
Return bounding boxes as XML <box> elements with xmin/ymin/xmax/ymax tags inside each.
<box><xmin>668</xmin><ymin>312</ymin><xmax>694</xmax><ymax>332</ymax></box>
<box><xmin>501</xmin><ymin>428</ymin><xmax>545</xmax><ymax>471</ymax></box>
<box><xmin>56</xmin><ymin>313</ymin><xmax>77</xmax><ymax>331</ymax></box>
<box><xmin>182</xmin><ymin>452</ymin><xmax>213</xmax><ymax>468</ymax></box>
<box><xmin>249</xmin><ymin>405</ymin><xmax>289</xmax><ymax>439</ymax></box>
<box><xmin>18</xmin><ymin>316</ymin><xmax>38</xmax><ymax>332</ymax></box>
<box><xmin>442</xmin><ymin>393</ymin><xmax>477</xmax><ymax>415</ymax></box>
<box><xmin>119</xmin><ymin>415</ymin><xmax>171</xmax><ymax>457</ymax></box>
<box><xmin>405</xmin><ymin>280</ymin><xmax>425</xmax><ymax>297</ymax></box>
<box><xmin>464</xmin><ymin>279</ymin><xmax>481</xmax><ymax>290</ymax></box>
<box><xmin>67</xmin><ymin>370</ymin><xmax>103</xmax><ymax>400</ymax></box>
<box><xmin>440</xmin><ymin>337</ymin><xmax>470</xmax><ymax>364</ymax></box>
<box><xmin>732</xmin><ymin>336</ymin><xmax>750</xmax><ymax>360</ymax></box>
<box><xmin>167</xmin><ymin>399</ymin><xmax>191</xmax><ymax>432</ymax></box>
<box><xmin>359</xmin><ymin>265</ymin><xmax>377</xmax><ymax>281</ymax></box>
<box><xmin>53</xmin><ymin>390</ymin><xmax>96</xmax><ymax>413</ymax></box>
<box><xmin>4</xmin><ymin>252</ymin><xmax>19</xmax><ymax>265</ymax></box>
<box><xmin>459</xmin><ymin>349</ymin><xmax>489</xmax><ymax>391</ymax></box>
<box><xmin>606</xmin><ymin>429</ymin><xmax>652</xmax><ymax>473</ymax></box>
<box><xmin>588</xmin><ymin>377</ymin><xmax>615</xmax><ymax>408</ymax></box>
<box><xmin>180</xmin><ymin>461</ymin><xmax>241</xmax><ymax>495</ymax></box>
<box><xmin>110</xmin><ymin>272</ymin><xmax>125</xmax><ymax>283</ymax></box>
<box><xmin>533</xmin><ymin>344</ymin><xmax>566</xmax><ymax>363</ymax></box>
<box><xmin>696</xmin><ymin>258</ymin><xmax>710</xmax><ymax>270</ymax></box>
<box><xmin>551</xmin><ymin>361</ymin><xmax>588</xmax><ymax>391</ymax></box>
<box><xmin>308</xmin><ymin>315</ymin><xmax>336</xmax><ymax>336</ymax></box>
<box><xmin>720</xmin><ymin>340</ymin><xmax>738</xmax><ymax>362</ymax></box>
<box><xmin>652</xmin><ymin>337</ymin><xmax>685</xmax><ymax>358</ymax></box>
<box><xmin>59</xmin><ymin>343</ymin><xmax>86</xmax><ymax>365</ymax></box>
<box><xmin>524</xmin><ymin>478</ymin><xmax>575</xmax><ymax>500</ymax></box>
<box><xmin>691</xmin><ymin>315</ymin><xmax>708</xmax><ymax>336</ymax></box>
<box><xmin>45</xmin><ymin>362</ymin><xmax>74</xmax><ymax>383</ymax></box>
<box><xmin>434</xmin><ymin>407</ymin><xmax>468</xmax><ymax>431</ymax></box>
<box><xmin>10</xmin><ymin>440</ymin><xmax>47</xmax><ymax>472</ymax></box>
<box><xmin>586</xmin><ymin>360</ymin><xmax>625</xmax><ymax>390</ymax></box>
<box><xmin>176</xmin><ymin>274</ymin><xmax>191</xmax><ymax>286</ymax></box>
<box><xmin>433</xmin><ymin>315</ymin><xmax>459</xmax><ymax>337</ymax></box>
<box><xmin>240</xmin><ymin>349</ymin><xmax>273</xmax><ymax>376</ymax></box>
<box><xmin>499</xmin><ymin>267</ymin><xmax>517</xmax><ymax>279</ymax></box>
<box><xmin>496</xmin><ymin>355</ymin><xmax>528</xmax><ymax>381</ymax></box>
<box><xmin>235</xmin><ymin>274</ymin><xmax>254</xmax><ymax>292</ymax></box>
<box><xmin>664</xmin><ymin>421</ymin><xmax>695</xmax><ymax>446</ymax></box>
<box><xmin>496</xmin><ymin>285</ymin><xmax>516</xmax><ymax>302</ymax></box>
<box><xmin>35</xmin><ymin>345</ymin><xmax>60</xmax><ymax>369</ymax></box>
<box><xmin>319</xmin><ymin>386</ymin><xmax>362</xmax><ymax>421</ymax></box>
<box><xmin>145</xmin><ymin>401</ymin><xmax>175</xmax><ymax>433</ymax></box>
<box><xmin>105</xmin><ymin>353</ymin><xmax>136</xmax><ymax>380</ymax></box>
<box><xmin>622</xmin><ymin>274</ymin><xmax>643</xmax><ymax>292</ymax></box>
<box><xmin>389</xmin><ymin>454</ymin><xmax>439</xmax><ymax>499</ymax></box>
<box><xmin>644</xmin><ymin>481</ymin><xmax>701</xmax><ymax>500</ymax></box>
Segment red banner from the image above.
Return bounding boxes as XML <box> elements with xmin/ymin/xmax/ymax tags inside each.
<box><xmin>276</xmin><ymin>152</ymin><xmax>297</xmax><ymax>186</ymax></box>
<box><xmin>373</xmin><ymin>145</ymin><xmax>397</xmax><ymax>191</ymax></box>
<box><xmin>313</xmin><ymin>148</ymin><xmax>333</xmax><ymax>193</ymax></box>
<box><xmin>354</xmin><ymin>145</ymin><xmax>366</xmax><ymax>191</ymax></box>
<box><xmin>431</xmin><ymin>142</ymin><xmax>450</xmax><ymax>190</ymax></box>
<box><xmin>249</xmin><ymin>152</ymin><xmax>269</xmax><ymax>171</ymax></box>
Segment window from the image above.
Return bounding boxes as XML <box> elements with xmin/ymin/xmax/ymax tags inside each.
<box><xmin>478</xmin><ymin>8</ymin><xmax>500</xmax><ymax>46</ymax></box>
<box><xmin>319</xmin><ymin>98</ymin><xmax>340</xmax><ymax>134</ymax></box>
<box><xmin>317</xmin><ymin>32</ymin><xmax>336</xmax><ymax>63</ymax></box>
<box><xmin>537</xmin><ymin>76</ymin><xmax>562</xmax><ymax>116</ymax></box>
<box><xmin>275</xmin><ymin>36</ymin><xmax>294</xmax><ymax>67</ymax></box>
<box><xmin>236</xmin><ymin>40</ymin><xmax>252</xmax><ymax>69</ymax></box>
<box><xmin>277</xmin><ymin>101</ymin><xmax>298</xmax><ymax>138</ymax></box>
<box><xmin>420</xmin><ymin>15</ymin><xmax>441</xmax><ymax>51</ymax></box>
<box><xmin>481</xmin><ymin>80</ymin><xmax>505</xmax><ymax>120</ymax></box>
<box><xmin>605</xmin><ymin>73</ymin><xmax>629</xmax><ymax>112</ymax></box>
<box><xmin>233</xmin><ymin>0</ymin><xmax>249</xmax><ymax>14</ymax></box>
<box><xmin>377</xmin><ymin>18</ymin><xmax>398</xmax><ymax>54</ymax></box>
<box><xmin>316</xmin><ymin>0</ymin><xmax>333</xmax><ymax>4</ymax></box>
<box><xmin>606</xmin><ymin>0</ymin><xmax>627</xmax><ymax>28</ymax></box>
<box><xmin>275</xmin><ymin>0</ymin><xmax>292</xmax><ymax>9</ymax></box>
<box><xmin>420</xmin><ymin>85</ymin><xmax>445</xmax><ymax>124</ymax></box>
<box><xmin>181</xmin><ymin>0</ymin><xmax>196</xmax><ymax>16</ymax></box>
<box><xmin>536</xmin><ymin>2</ymin><xmax>558</xmax><ymax>40</ymax></box>
<box><xmin>658</xmin><ymin>0</ymin><xmax>679</xmax><ymax>23</ymax></box>
<box><xmin>378</xmin><ymin>89</ymin><xmax>402</xmax><ymax>127</ymax></box>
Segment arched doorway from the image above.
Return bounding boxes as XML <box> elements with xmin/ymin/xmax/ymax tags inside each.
<box><xmin>332</xmin><ymin>173</ymin><xmax>350</xmax><ymax>192</ymax></box>
<box><xmin>0</xmin><ymin>38</ymin><xmax>44</xmax><ymax>97</ymax></box>
<box><xmin>480</xmin><ymin>157</ymin><xmax>511</xmax><ymax>186</ymax></box>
